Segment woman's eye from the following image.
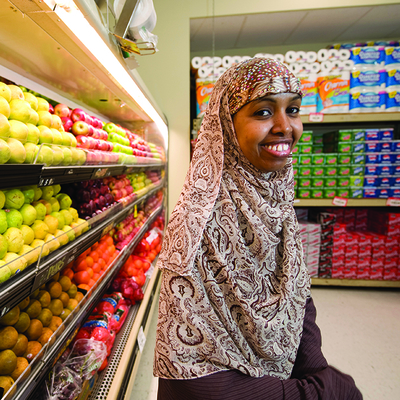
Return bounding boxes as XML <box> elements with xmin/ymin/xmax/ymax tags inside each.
<box><xmin>255</xmin><ymin>109</ymin><xmax>271</xmax><ymax>116</ymax></box>
<box><xmin>287</xmin><ymin>106</ymin><xmax>300</xmax><ymax>114</ymax></box>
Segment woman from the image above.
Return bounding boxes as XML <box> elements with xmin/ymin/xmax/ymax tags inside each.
<box><xmin>154</xmin><ymin>58</ymin><xmax>362</xmax><ymax>399</ymax></box>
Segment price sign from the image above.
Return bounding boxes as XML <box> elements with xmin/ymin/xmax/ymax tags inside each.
<box><xmin>34</xmin><ymin>258</ymin><xmax>66</xmax><ymax>290</ymax></box>
<box><xmin>102</xmin><ymin>222</ymin><xmax>114</xmax><ymax>236</ymax></box>
<box><xmin>332</xmin><ymin>196</ymin><xmax>348</xmax><ymax>207</ymax></box>
<box><xmin>93</xmin><ymin>168</ymin><xmax>110</xmax><ymax>179</ymax></box>
<box><xmin>386</xmin><ymin>197</ymin><xmax>400</xmax><ymax>207</ymax></box>
<box><xmin>308</xmin><ymin>113</ymin><xmax>324</xmax><ymax>123</ymax></box>
<box><xmin>137</xmin><ymin>326</ymin><xmax>146</xmax><ymax>353</ymax></box>
<box><xmin>38</xmin><ymin>177</ymin><xmax>55</xmax><ymax>187</ymax></box>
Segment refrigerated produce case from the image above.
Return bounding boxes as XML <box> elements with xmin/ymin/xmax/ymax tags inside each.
<box><xmin>0</xmin><ymin>1</ymin><xmax>167</xmax><ymax>399</ymax></box>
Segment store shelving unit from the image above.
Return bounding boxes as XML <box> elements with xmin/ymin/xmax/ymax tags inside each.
<box><xmin>301</xmin><ymin>112</ymin><xmax>400</xmax><ymax>124</ymax></box>
<box><xmin>0</xmin><ymin>1</ymin><xmax>167</xmax><ymax>399</ymax></box>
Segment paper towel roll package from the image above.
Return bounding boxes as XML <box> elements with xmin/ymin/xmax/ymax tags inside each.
<box><xmin>298</xmin><ymin>74</ymin><xmax>318</xmax><ymax>114</ymax></box>
<box><xmin>386</xmin><ymin>66</ymin><xmax>400</xmax><ymax>90</ymax></box>
<box><xmin>317</xmin><ymin>72</ymin><xmax>350</xmax><ymax>113</ymax></box>
<box><xmin>350</xmin><ymin>66</ymin><xmax>387</xmax><ymax>91</ymax></box>
<box><xmin>386</xmin><ymin>89</ymin><xmax>400</xmax><ymax>111</ymax></box>
<box><xmin>350</xmin><ymin>46</ymin><xmax>385</xmax><ymax>65</ymax></box>
<box><xmin>385</xmin><ymin>47</ymin><xmax>400</xmax><ymax>65</ymax></box>
<box><xmin>349</xmin><ymin>88</ymin><xmax>387</xmax><ymax>113</ymax></box>
<box><xmin>195</xmin><ymin>79</ymin><xmax>214</xmax><ymax>117</ymax></box>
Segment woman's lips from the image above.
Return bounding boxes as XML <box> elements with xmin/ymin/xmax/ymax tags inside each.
<box><xmin>261</xmin><ymin>142</ymin><xmax>292</xmax><ymax>157</ymax></box>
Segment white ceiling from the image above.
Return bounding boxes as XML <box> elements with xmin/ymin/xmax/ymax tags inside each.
<box><xmin>190</xmin><ymin>4</ymin><xmax>400</xmax><ymax>52</ymax></box>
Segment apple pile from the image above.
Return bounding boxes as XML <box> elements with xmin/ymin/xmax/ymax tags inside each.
<box><xmin>61</xmin><ymin>234</ymin><xmax>118</xmax><ymax>292</ymax></box>
<box><xmin>0</xmin><ymin>185</ymin><xmax>88</xmax><ymax>286</ymax></box>
<box><xmin>110</xmin><ymin>210</ymin><xmax>147</xmax><ymax>248</ymax></box>
<box><xmin>126</xmin><ymin>170</ymin><xmax>162</xmax><ymax>193</ymax></box>
<box><xmin>0</xmin><ymin>83</ymin><xmax>87</xmax><ymax>166</ymax></box>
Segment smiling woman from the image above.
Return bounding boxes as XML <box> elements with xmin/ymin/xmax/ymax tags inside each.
<box><xmin>154</xmin><ymin>58</ymin><xmax>362</xmax><ymax>400</ymax></box>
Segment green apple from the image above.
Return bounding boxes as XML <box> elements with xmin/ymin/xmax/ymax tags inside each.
<box><xmin>31</xmin><ymin>239</ymin><xmax>48</xmax><ymax>257</ymax></box>
<box><xmin>76</xmin><ymin>149</ymin><xmax>86</xmax><ymax>165</ymax></box>
<box><xmin>37</xmin><ymin>111</ymin><xmax>52</xmax><ymax>127</ymax></box>
<box><xmin>23</xmin><ymin>92</ymin><xmax>38</xmax><ymax>111</ymax></box>
<box><xmin>33</xmin><ymin>187</ymin><xmax>42</xmax><ymax>202</ymax></box>
<box><xmin>3</xmin><ymin>252</ymin><xmax>27</xmax><ymax>274</ymax></box>
<box><xmin>36</xmin><ymin>98</ymin><xmax>49</xmax><ymax>112</ymax></box>
<box><xmin>5</xmin><ymin>209</ymin><xmax>23</xmax><ymax>229</ymax></box>
<box><xmin>50</xmin><ymin>211</ymin><xmax>65</xmax><ymax>230</ymax></box>
<box><xmin>22</xmin><ymin>188</ymin><xmax>35</xmax><ymax>204</ymax></box>
<box><xmin>51</xmin><ymin>145</ymin><xmax>64</xmax><ymax>165</ymax></box>
<box><xmin>24</xmin><ymin>142</ymin><xmax>38</xmax><ymax>164</ymax></box>
<box><xmin>51</xmin><ymin>115</ymin><xmax>62</xmax><ymax>130</ymax></box>
<box><xmin>31</xmin><ymin>220</ymin><xmax>49</xmax><ymax>240</ymax></box>
<box><xmin>70</xmin><ymin>134</ymin><xmax>77</xmax><ymax>148</ymax></box>
<box><xmin>6</xmin><ymin>138</ymin><xmax>26</xmax><ymax>163</ymax></box>
<box><xmin>0</xmin><ymin>138</ymin><xmax>11</xmax><ymax>164</ymax></box>
<box><xmin>0</xmin><ymin>234</ymin><xmax>7</xmax><ymax>258</ymax></box>
<box><xmin>48</xmin><ymin>197</ymin><xmax>60</xmax><ymax>212</ymax></box>
<box><xmin>62</xmin><ymin>225</ymin><xmax>75</xmax><ymax>242</ymax></box>
<box><xmin>9</xmin><ymin>120</ymin><xmax>29</xmax><ymax>141</ymax></box>
<box><xmin>5</xmin><ymin>189</ymin><xmax>25</xmax><ymax>209</ymax></box>
<box><xmin>59</xmin><ymin>210</ymin><xmax>73</xmax><ymax>226</ymax></box>
<box><xmin>20</xmin><ymin>225</ymin><xmax>35</xmax><ymax>245</ymax></box>
<box><xmin>27</xmin><ymin>109</ymin><xmax>39</xmax><ymax>126</ymax></box>
<box><xmin>68</xmin><ymin>208</ymin><xmax>79</xmax><ymax>223</ymax></box>
<box><xmin>61</xmin><ymin>147</ymin><xmax>72</xmax><ymax>165</ymax></box>
<box><xmin>40</xmin><ymin>186</ymin><xmax>54</xmax><ymax>201</ymax></box>
<box><xmin>8</xmin><ymin>85</ymin><xmax>24</xmax><ymax>100</ymax></box>
<box><xmin>0</xmin><ymin>210</ymin><xmax>7</xmax><ymax>234</ymax></box>
<box><xmin>19</xmin><ymin>244</ymin><xmax>39</xmax><ymax>265</ymax></box>
<box><xmin>32</xmin><ymin>202</ymin><xmax>46</xmax><ymax>220</ymax></box>
<box><xmin>9</xmin><ymin>99</ymin><xmax>32</xmax><ymax>123</ymax></box>
<box><xmin>0</xmin><ymin>192</ymin><xmax>4</xmax><ymax>208</ymax></box>
<box><xmin>0</xmin><ymin>83</ymin><xmax>11</xmax><ymax>102</ymax></box>
<box><xmin>26</xmin><ymin>123</ymin><xmax>40</xmax><ymax>144</ymax></box>
<box><xmin>19</xmin><ymin>204</ymin><xmax>37</xmax><ymax>225</ymax></box>
<box><xmin>50</xmin><ymin>129</ymin><xmax>63</xmax><ymax>145</ymax></box>
<box><xmin>33</xmin><ymin>146</ymin><xmax>44</xmax><ymax>164</ymax></box>
<box><xmin>38</xmin><ymin>125</ymin><xmax>53</xmax><ymax>144</ymax></box>
<box><xmin>38</xmin><ymin>200</ymin><xmax>52</xmax><ymax>215</ymax></box>
<box><xmin>52</xmin><ymin>185</ymin><xmax>61</xmax><ymax>195</ymax></box>
<box><xmin>0</xmin><ymin>114</ymin><xmax>10</xmax><ymax>138</ymax></box>
<box><xmin>0</xmin><ymin>261</ymin><xmax>11</xmax><ymax>283</ymax></box>
<box><xmin>56</xmin><ymin>194</ymin><xmax>72</xmax><ymax>210</ymax></box>
<box><xmin>0</xmin><ymin>97</ymin><xmax>10</xmax><ymax>120</ymax></box>
<box><xmin>3</xmin><ymin>227</ymin><xmax>24</xmax><ymax>253</ymax></box>
<box><xmin>38</xmin><ymin>145</ymin><xmax>53</xmax><ymax>166</ymax></box>
<box><xmin>60</xmin><ymin>131</ymin><xmax>72</xmax><ymax>147</ymax></box>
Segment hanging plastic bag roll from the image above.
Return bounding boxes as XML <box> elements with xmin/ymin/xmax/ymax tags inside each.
<box><xmin>306</xmin><ymin>51</ymin><xmax>318</xmax><ymax>63</ymax></box>
<box><xmin>285</xmin><ymin>51</ymin><xmax>297</xmax><ymax>63</ymax></box>
<box><xmin>317</xmin><ymin>49</ymin><xmax>329</xmax><ymax>62</ymax></box>
<box><xmin>274</xmin><ymin>54</ymin><xmax>285</xmax><ymax>63</ymax></box>
<box><xmin>222</xmin><ymin>56</ymin><xmax>233</xmax><ymax>68</ymax></box>
<box><xmin>191</xmin><ymin>57</ymin><xmax>202</xmax><ymax>69</ymax></box>
<box><xmin>339</xmin><ymin>49</ymin><xmax>351</xmax><ymax>61</ymax></box>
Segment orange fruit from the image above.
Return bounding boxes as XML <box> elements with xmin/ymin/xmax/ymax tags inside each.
<box><xmin>62</xmin><ymin>268</ymin><xmax>74</xmax><ymax>280</ymax></box>
<box><xmin>74</xmin><ymin>292</ymin><xmax>84</xmax><ymax>303</ymax></box>
<box><xmin>74</xmin><ymin>271</ymin><xmax>90</xmax><ymax>285</ymax></box>
<box><xmin>23</xmin><ymin>341</ymin><xmax>42</xmax><ymax>363</ymax></box>
<box><xmin>48</xmin><ymin>316</ymin><xmax>63</xmax><ymax>332</ymax></box>
<box><xmin>97</xmin><ymin>259</ymin><xmax>106</xmax><ymax>270</ymax></box>
<box><xmin>88</xmin><ymin>279</ymin><xmax>96</xmax><ymax>288</ymax></box>
<box><xmin>25</xmin><ymin>319</ymin><xmax>43</xmax><ymax>341</ymax></box>
<box><xmin>89</xmin><ymin>251</ymin><xmax>99</xmax><ymax>262</ymax></box>
<box><xmin>86</xmin><ymin>268</ymin><xmax>94</xmax><ymax>279</ymax></box>
<box><xmin>85</xmin><ymin>256</ymin><xmax>94</xmax><ymax>268</ymax></box>
<box><xmin>92</xmin><ymin>273</ymin><xmax>100</xmax><ymax>281</ymax></box>
<box><xmin>11</xmin><ymin>357</ymin><xmax>30</xmax><ymax>382</ymax></box>
<box><xmin>47</xmin><ymin>281</ymin><xmax>62</xmax><ymax>299</ymax></box>
<box><xmin>92</xmin><ymin>263</ymin><xmax>101</xmax><ymax>273</ymax></box>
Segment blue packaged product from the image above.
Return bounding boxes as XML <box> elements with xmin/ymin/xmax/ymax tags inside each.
<box><xmin>384</xmin><ymin>47</ymin><xmax>400</xmax><ymax>65</ymax></box>
<box><xmin>349</xmin><ymin>90</ymin><xmax>386</xmax><ymax>112</ymax></box>
<box><xmin>390</xmin><ymin>141</ymin><xmax>400</xmax><ymax>152</ymax></box>
<box><xmin>381</xmin><ymin>153</ymin><xmax>397</xmax><ymax>164</ymax></box>
<box><xmin>377</xmin><ymin>188</ymin><xmax>389</xmax><ymax>198</ymax></box>
<box><xmin>389</xmin><ymin>188</ymin><xmax>400</xmax><ymax>198</ymax></box>
<box><xmin>390</xmin><ymin>177</ymin><xmax>400</xmax><ymax>187</ymax></box>
<box><xmin>364</xmin><ymin>165</ymin><xmax>378</xmax><ymax>175</ymax></box>
<box><xmin>365</xmin><ymin>129</ymin><xmax>380</xmax><ymax>141</ymax></box>
<box><xmin>393</xmin><ymin>165</ymin><xmax>400</xmax><ymax>175</ymax></box>
<box><xmin>394</xmin><ymin>154</ymin><xmax>400</xmax><ymax>164</ymax></box>
<box><xmin>380</xmin><ymin>128</ymin><xmax>394</xmax><ymax>141</ymax></box>
<box><xmin>364</xmin><ymin>176</ymin><xmax>380</xmax><ymax>187</ymax></box>
<box><xmin>386</xmin><ymin>68</ymin><xmax>400</xmax><ymax>87</ymax></box>
<box><xmin>365</xmin><ymin>154</ymin><xmax>382</xmax><ymax>164</ymax></box>
<box><xmin>350</xmin><ymin>68</ymin><xmax>387</xmax><ymax>90</ymax></box>
<box><xmin>379</xmin><ymin>177</ymin><xmax>391</xmax><ymax>187</ymax></box>
<box><xmin>365</xmin><ymin>142</ymin><xmax>381</xmax><ymax>152</ymax></box>
<box><xmin>364</xmin><ymin>188</ymin><xmax>379</xmax><ymax>198</ymax></box>
<box><xmin>380</xmin><ymin>142</ymin><xmax>392</xmax><ymax>152</ymax></box>
<box><xmin>379</xmin><ymin>165</ymin><xmax>393</xmax><ymax>175</ymax></box>
<box><xmin>350</xmin><ymin>46</ymin><xmax>385</xmax><ymax>65</ymax></box>
<box><xmin>386</xmin><ymin>90</ymin><xmax>400</xmax><ymax>111</ymax></box>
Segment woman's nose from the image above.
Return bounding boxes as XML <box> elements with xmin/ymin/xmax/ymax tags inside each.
<box><xmin>270</xmin><ymin>111</ymin><xmax>292</xmax><ymax>136</ymax></box>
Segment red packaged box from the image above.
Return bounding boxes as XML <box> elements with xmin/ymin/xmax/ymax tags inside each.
<box><xmin>370</xmin><ymin>267</ymin><xmax>383</xmax><ymax>280</ymax></box>
<box><xmin>384</xmin><ymin>256</ymin><xmax>398</xmax><ymax>269</ymax></box>
<box><xmin>358</xmin><ymin>244</ymin><xmax>372</xmax><ymax>258</ymax></box>
<box><xmin>371</xmin><ymin>234</ymin><xmax>386</xmax><ymax>248</ymax></box>
<box><xmin>334</xmin><ymin>223</ymin><xmax>347</xmax><ymax>235</ymax></box>
<box><xmin>333</xmin><ymin>245</ymin><xmax>346</xmax><ymax>257</ymax></box>
<box><xmin>333</xmin><ymin>233</ymin><xmax>346</xmax><ymax>246</ymax></box>
<box><xmin>371</xmin><ymin>256</ymin><xmax>385</xmax><ymax>269</ymax></box>
<box><xmin>385</xmin><ymin>245</ymin><xmax>399</xmax><ymax>259</ymax></box>
<box><xmin>343</xmin><ymin>265</ymin><xmax>357</xmax><ymax>279</ymax></box>
<box><xmin>332</xmin><ymin>255</ymin><xmax>345</xmax><ymax>267</ymax></box>
<box><xmin>354</xmin><ymin>232</ymin><xmax>372</xmax><ymax>246</ymax></box>
<box><xmin>345</xmin><ymin>256</ymin><xmax>358</xmax><ymax>267</ymax></box>
<box><xmin>358</xmin><ymin>256</ymin><xmax>371</xmax><ymax>269</ymax></box>
<box><xmin>325</xmin><ymin>208</ymin><xmax>344</xmax><ymax>224</ymax></box>
<box><xmin>346</xmin><ymin>244</ymin><xmax>359</xmax><ymax>258</ymax></box>
<box><xmin>383</xmin><ymin>267</ymin><xmax>398</xmax><ymax>280</ymax></box>
<box><xmin>368</xmin><ymin>210</ymin><xmax>400</xmax><ymax>226</ymax></box>
<box><xmin>331</xmin><ymin>265</ymin><xmax>344</xmax><ymax>279</ymax></box>
<box><xmin>385</xmin><ymin>235</ymin><xmax>399</xmax><ymax>247</ymax></box>
<box><xmin>372</xmin><ymin>245</ymin><xmax>386</xmax><ymax>258</ymax></box>
<box><xmin>356</xmin><ymin>209</ymin><xmax>369</xmax><ymax>220</ymax></box>
<box><xmin>357</xmin><ymin>266</ymin><xmax>371</xmax><ymax>280</ymax></box>
<box><xmin>345</xmin><ymin>233</ymin><xmax>359</xmax><ymax>247</ymax></box>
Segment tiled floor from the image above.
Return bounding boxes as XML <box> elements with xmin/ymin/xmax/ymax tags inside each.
<box><xmin>130</xmin><ymin>287</ymin><xmax>400</xmax><ymax>400</ymax></box>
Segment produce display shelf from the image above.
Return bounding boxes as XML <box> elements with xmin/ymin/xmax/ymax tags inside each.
<box><xmin>301</xmin><ymin>112</ymin><xmax>400</xmax><ymax>124</ymax></box>
<box><xmin>0</xmin><ymin>182</ymin><xmax>164</xmax><ymax>317</ymax></box>
<box><xmin>16</xmin><ymin>206</ymin><xmax>163</xmax><ymax>400</ymax></box>
<box><xmin>311</xmin><ymin>278</ymin><xmax>400</xmax><ymax>288</ymax></box>
<box><xmin>0</xmin><ymin>164</ymin><xmax>43</xmax><ymax>190</ymax></box>
<box><xmin>87</xmin><ymin>267</ymin><xmax>161</xmax><ymax>400</ymax></box>
<box><xmin>293</xmin><ymin>198</ymin><xmax>392</xmax><ymax>207</ymax></box>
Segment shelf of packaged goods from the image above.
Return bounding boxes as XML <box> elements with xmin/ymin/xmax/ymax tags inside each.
<box><xmin>0</xmin><ymin>182</ymin><xmax>164</xmax><ymax>318</ymax></box>
<box><xmin>301</xmin><ymin>113</ymin><xmax>400</xmax><ymax>124</ymax></box>
<box><xmin>11</xmin><ymin>205</ymin><xmax>163</xmax><ymax>400</ymax></box>
<box><xmin>294</xmin><ymin>198</ymin><xmax>391</xmax><ymax>207</ymax></box>
<box><xmin>87</xmin><ymin>267</ymin><xmax>161</xmax><ymax>400</ymax></box>
<box><xmin>311</xmin><ymin>278</ymin><xmax>400</xmax><ymax>288</ymax></box>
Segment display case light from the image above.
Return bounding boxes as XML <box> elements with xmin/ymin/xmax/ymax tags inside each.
<box><xmin>43</xmin><ymin>0</ymin><xmax>168</xmax><ymax>145</ymax></box>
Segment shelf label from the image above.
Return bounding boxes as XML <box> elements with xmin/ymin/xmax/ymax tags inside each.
<box><xmin>134</xmin><ymin>204</ymin><xmax>138</xmax><ymax>218</ymax></box>
<box><xmin>137</xmin><ymin>326</ymin><xmax>146</xmax><ymax>353</ymax></box>
<box><xmin>332</xmin><ymin>196</ymin><xmax>348</xmax><ymax>207</ymax></box>
<box><xmin>308</xmin><ymin>113</ymin><xmax>324</xmax><ymax>123</ymax></box>
<box><xmin>102</xmin><ymin>222</ymin><xmax>114</xmax><ymax>236</ymax></box>
<box><xmin>386</xmin><ymin>197</ymin><xmax>400</xmax><ymax>207</ymax></box>
<box><xmin>38</xmin><ymin>177</ymin><xmax>55</xmax><ymax>187</ymax></box>
<box><xmin>35</xmin><ymin>258</ymin><xmax>65</xmax><ymax>289</ymax></box>
<box><xmin>93</xmin><ymin>168</ymin><xmax>110</xmax><ymax>179</ymax></box>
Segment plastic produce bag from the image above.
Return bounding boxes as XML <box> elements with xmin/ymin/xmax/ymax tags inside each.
<box><xmin>46</xmin><ymin>363</ymin><xmax>82</xmax><ymax>400</ymax></box>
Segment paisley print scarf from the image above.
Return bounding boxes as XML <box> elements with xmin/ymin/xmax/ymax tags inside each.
<box><xmin>154</xmin><ymin>58</ymin><xmax>311</xmax><ymax>380</ymax></box>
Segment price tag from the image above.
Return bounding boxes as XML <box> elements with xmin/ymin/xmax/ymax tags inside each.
<box><xmin>134</xmin><ymin>204</ymin><xmax>138</xmax><ymax>218</ymax></box>
<box><xmin>137</xmin><ymin>326</ymin><xmax>146</xmax><ymax>353</ymax></box>
<box><xmin>93</xmin><ymin>168</ymin><xmax>109</xmax><ymax>179</ymax></box>
<box><xmin>308</xmin><ymin>113</ymin><xmax>324</xmax><ymax>123</ymax></box>
<box><xmin>332</xmin><ymin>196</ymin><xmax>348</xmax><ymax>207</ymax></box>
<box><xmin>38</xmin><ymin>177</ymin><xmax>55</xmax><ymax>187</ymax></box>
<box><xmin>386</xmin><ymin>197</ymin><xmax>400</xmax><ymax>207</ymax></box>
<box><xmin>35</xmin><ymin>258</ymin><xmax>65</xmax><ymax>289</ymax></box>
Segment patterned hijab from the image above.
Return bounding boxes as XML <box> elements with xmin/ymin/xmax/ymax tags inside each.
<box><xmin>154</xmin><ymin>58</ymin><xmax>311</xmax><ymax>380</ymax></box>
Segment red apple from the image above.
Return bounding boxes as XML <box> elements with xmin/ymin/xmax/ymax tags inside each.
<box><xmin>48</xmin><ymin>103</ymin><xmax>54</xmax><ymax>114</ymax></box>
<box><xmin>54</xmin><ymin>103</ymin><xmax>71</xmax><ymax>118</ymax></box>
<box><xmin>85</xmin><ymin>114</ymin><xmax>93</xmax><ymax>126</ymax></box>
<box><xmin>61</xmin><ymin>116</ymin><xmax>73</xmax><ymax>132</ymax></box>
<box><xmin>71</xmin><ymin>108</ymin><xmax>86</xmax><ymax>122</ymax></box>
<box><xmin>72</xmin><ymin>120</ymin><xmax>89</xmax><ymax>136</ymax></box>
<box><xmin>76</xmin><ymin>135</ymin><xmax>91</xmax><ymax>149</ymax></box>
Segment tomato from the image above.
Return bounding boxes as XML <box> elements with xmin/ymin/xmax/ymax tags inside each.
<box><xmin>74</xmin><ymin>271</ymin><xmax>91</xmax><ymax>285</ymax></box>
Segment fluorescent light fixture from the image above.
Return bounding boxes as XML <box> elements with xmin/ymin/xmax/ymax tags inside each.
<box><xmin>43</xmin><ymin>0</ymin><xmax>168</xmax><ymax>144</ymax></box>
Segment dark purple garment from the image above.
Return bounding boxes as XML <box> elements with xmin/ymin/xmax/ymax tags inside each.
<box><xmin>157</xmin><ymin>298</ymin><xmax>363</xmax><ymax>400</ymax></box>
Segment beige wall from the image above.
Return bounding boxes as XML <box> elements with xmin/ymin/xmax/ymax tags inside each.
<box><xmin>136</xmin><ymin>0</ymin><xmax>399</xmax><ymax>214</ymax></box>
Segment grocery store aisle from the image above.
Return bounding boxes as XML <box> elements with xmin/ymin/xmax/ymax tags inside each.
<box><xmin>131</xmin><ymin>287</ymin><xmax>400</xmax><ymax>400</ymax></box>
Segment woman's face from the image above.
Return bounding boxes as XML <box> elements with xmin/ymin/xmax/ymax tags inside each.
<box><xmin>232</xmin><ymin>93</ymin><xmax>303</xmax><ymax>172</ymax></box>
